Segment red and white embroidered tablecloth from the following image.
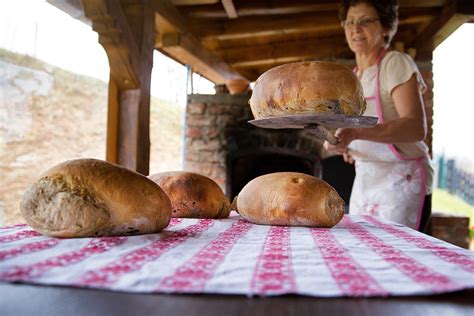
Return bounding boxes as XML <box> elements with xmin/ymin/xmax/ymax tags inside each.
<box><xmin>1</xmin><ymin>214</ymin><xmax>474</xmax><ymax>297</ymax></box>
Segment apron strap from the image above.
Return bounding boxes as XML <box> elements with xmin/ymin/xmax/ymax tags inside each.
<box><xmin>369</xmin><ymin>49</ymin><xmax>428</xmax><ymax>230</ymax></box>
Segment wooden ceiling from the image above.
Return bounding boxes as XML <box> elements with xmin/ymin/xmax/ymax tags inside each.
<box><xmin>49</xmin><ymin>0</ymin><xmax>474</xmax><ymax>84</ymax></box>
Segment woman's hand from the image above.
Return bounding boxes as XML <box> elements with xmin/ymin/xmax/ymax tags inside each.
<box><xmin>342</xmin><ymin>151</ymin><xmax>354</xmax><ymax>164</ymax></box>
<box><xmin>323</xmin><ymin>127</ymin><xmax>358</xmax><ymax>153</ymax></box>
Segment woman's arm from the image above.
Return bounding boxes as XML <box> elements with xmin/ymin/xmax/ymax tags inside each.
<box><xmin>325</xmin><ymin>74</ymin><xmax>427</xmax><ymax>153</ymax></box>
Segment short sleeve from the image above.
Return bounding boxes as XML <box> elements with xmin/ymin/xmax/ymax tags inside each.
<box><xmin>382</xmin><ymin>51</ymin><xmax>427</xmax><ymax>95</ymax></box>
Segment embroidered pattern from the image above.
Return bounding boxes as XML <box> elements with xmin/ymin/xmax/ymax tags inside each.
<box><xmin>343</xmin><ymin>216</ymin><xmax>458</xmax><ymax>291</ymax></box>
<box><xmin>0</xmin><ymin>238</ymin><xmax>61</xmax><ymax>261</ymax></box>
<box><xmin>250</xmin><ymin>226</ymin><xmax>296</xmax><ymax>294</ymax></box>
<box><xmin>157</xmin><ymin>219</ymin><xmax>252</xmax><ymax>292</ymax></box>
<box><xmin>0</xmin><ymin>237</ymin><xmax>127</xmax><ymax>280</ymax></box>
<box><xmin>311</xmin><ymin>227</ymin><xmax>387</xmax><ymax>296</ymax></box>
<box><xmin>364</xmin><ymin>215</ymin><xmax>474</xmax><ymax>273</ymax></box>
<box><xmin>74</xmin><ymin>219</ymin><xmax>212</xmax><ymax>287</ymax></box>
<box><xmin>0</xmin><ymin>229</ymin><xmax>42</xmax><ymax>243</ymax></box>
<box><xmin>1</xmin><ymin>215</ymin><xmax>473</xmax><ymax>297</ymax></box>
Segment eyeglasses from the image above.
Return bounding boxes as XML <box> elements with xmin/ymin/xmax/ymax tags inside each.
<box><xmin>341</xmin><ymin>17</ymin><xmax>380</xmax><ymax>28</ymax></box>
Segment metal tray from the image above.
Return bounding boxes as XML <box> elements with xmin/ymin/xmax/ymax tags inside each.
<box><xmin>248</xmin><ymin>113</ymin><xmax>378</xmax><ymax>129</ymax></box>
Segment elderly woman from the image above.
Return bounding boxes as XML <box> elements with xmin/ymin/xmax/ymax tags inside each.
<box><xmin>324</xmin><ymin>0</ymin><xmax>434</xmax><ymax>231</ymax></box>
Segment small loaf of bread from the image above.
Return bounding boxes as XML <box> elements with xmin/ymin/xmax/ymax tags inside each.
<box><xmin>234</xmin><ymin>172</ymin><xmax>344</xmax><ymax>227</ymax></box>
<box><xmin>148</xmin><ymin>171</ymin><xmax>230</xmax><ymax>219</ymax></box>
<box><xmin>249</xmin><ymin>61</ymin><xmax>366</xmax><ymax>119</ymax></box>
<box><xmin>20</xmin><ymin>158</ymin><xmax>172</xmax><ymax>237</ymax></box>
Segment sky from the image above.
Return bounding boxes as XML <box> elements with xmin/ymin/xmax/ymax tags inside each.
<box><xmin>432</xmin><ymin>23</ymin><xmax>474</xmax><ymax>168</ymax></box>
<box><xmin>0</xmin><ymin>0</ymin><xmax>473</xmax><ymax>168</ymax></box>
<box><xmin>0</xmin><ymin>0</ymin><xmax>214</xmax><ymax>106</ymax></box>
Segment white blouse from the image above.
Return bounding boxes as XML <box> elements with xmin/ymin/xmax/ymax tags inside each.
<box><xmin>359</xmin><ymin>50</ymin><xmax>434</xmax><ymax>194</ymax></box>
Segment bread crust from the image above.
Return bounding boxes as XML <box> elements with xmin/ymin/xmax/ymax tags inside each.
<box><xmin>148</xmin><ymin>171</ymin><xmax>230</xmax><ymax>219</ymax></box>
<box><xmin>20</xmin><ymin>158</ymin><xmax>172</xmax><ymax>237</ymax></box>
<box><xmin>235</xmin><ymin>172</ymin><xmax>344</xmax><ymax>227</ymax></box>
<box><xmin>249</xmin><ymin>61</ymin><xmax>366</xmax><ymax>119</ymax></box>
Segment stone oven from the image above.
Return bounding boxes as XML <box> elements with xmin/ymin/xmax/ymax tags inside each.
<box><xmin>184</xmin><ymin>93</ymin><xmax>355</xmax><ymax>204</ymax></box>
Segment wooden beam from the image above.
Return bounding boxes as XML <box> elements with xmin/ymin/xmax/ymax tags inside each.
<box><xmin>152</xmin><ymin>0</ymin><xmax>244</xmax><ymax>83</ymax></box>
<box><xmin>399</xmin><ymin>14</ymin><xmax>436</xmax><ymax>25</ymax></box>
<box><xmin>433</xmin><ymin>13</ymin><xmax>472</xmax><ymax>47</ymax></box>
<box><xmin>222</xmin><ymin>0</ymin><xmax>237</xmax><ymax>19</ymax></box>
<box><xmin>232</xmin><ymin>56</ymin><xmax>312</xmax><ymax>68</ymax></box>
<box><xmin>106</xmin><ymin>75</ymin><xmax>119</xmax><ymax>164</ymax></box>
<box><xmin>135</xmin><ymin>5</ymin><xmax>155</xmax><ymax>175</ymax></box>
<box><xmin>184</xmin><ymin>2</ymin><xmax>338</xmax><ymax>18</ymax></box>
<box><xmin>193</xmin><ymin>13</ymin><xmax>433</xmax><ymax>42</ymax></box>
<box><xmin>156</xmin><ymin>32</ymin><xmax>243</xmax><ymax>83</ymax></box>
<box><xmin>47</xmin><ymin>0</ymin><xmax>91</xmax><ymax>25</ymax></box>
<box><xmin>413</xmin><ymin>0</ymin><xmax>474</xmax><ymax>57</ymax></box>
<box><xmin>217</xmin><ymin>36</ymin><xmax>349</xmax><ymax>67</ymax></box>
<box><xmin>183</xmin><ymin>0</ymin><xmax>444</xmax><ymax>19</ymax></box>
<box><xmin>389</xmin><ymin>14</ymin><xmax>437</xmax><ymax>49</ymax></box>
<box><xmin>152</xmin><ymin>0</ymin><xmax>189</xmax><ymax>32</ymax></box>
<box><xmin>432</xmin><ymin>0</ymin><xmax>474</xmax><ymax>47</ymax></box>
<box><xmin>92</xmin><ymin>1</ymin><xmax>155</xmax><ymax>174</ymax></box>
<box><xmin>192</xmin><ymin>14</ymin><xmax>342</xmax><ymax>41</ymax></box>
<box><xmin>399</xmin><ymin>0</ymin><xmax>446</xmax><ymax>8</ymax></box>
<box><xmin>81</xmin><ymin>0</ymin><xmax>140</xmax><ymax>89</ymax></box>
<box><xmin>171</xmin><ymin>0</ymin><xmax>219</xmax><ymax>5</ymax></box>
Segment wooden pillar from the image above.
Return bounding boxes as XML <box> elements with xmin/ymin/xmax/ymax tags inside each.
<box><xmin>135</xmin><ymin>4</ymin><xmax>155</xmax><ymax>175</ymax></box>
<box><xmin>114</xmin><ymin>5</ymin><xmax>155</xmax><ymax>175</ymax></box>
<box><xmin>106</xmin><ymin>75</ymin><xmax>119</xmax><ymax>164</ymax></box>
<box><xmin>83</xmin><ymin>0</ymin><xmax>155</xmax><ymax>175</ymax></box>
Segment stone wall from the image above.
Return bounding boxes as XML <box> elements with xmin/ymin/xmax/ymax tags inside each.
<box><xmin>184</xmin><ymin>93</ymin><xmax>251</xmax><ymax>190</ymax></box>
<box><xmin>184</xmin><ymin>93</ymin><xmax>324</xmax><ymax>194</ymax></box>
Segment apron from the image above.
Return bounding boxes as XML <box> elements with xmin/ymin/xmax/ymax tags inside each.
<box><xmin>348</xmin><ymin>49</ymin><xmax>427</xmax><ymax>230</ymax></box>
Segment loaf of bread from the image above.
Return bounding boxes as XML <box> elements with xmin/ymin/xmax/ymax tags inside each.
<box><xmin>20</xmin><ymin>158</ymin><xmax>172</xmax><ymax>238</ymax></box>
<box><xmin>148</xmin><ymin>171</ymin><xmax>230</xmax><ymax>219</ymax></box>
<box><xmin>249</xmin><ymin>61</ymin><xmax>366</xmax><ymax>119</ymax></box>
<box><xmin>234</xmin><ymin>172</ymin><xmax>344</xmax><ymax>227</ymax></box>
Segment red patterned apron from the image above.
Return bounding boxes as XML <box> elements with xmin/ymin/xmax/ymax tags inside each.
<box><xmin>348</xmin><ymin>50</ymin><xmax>427</xmax><ymax>230</ymax></box>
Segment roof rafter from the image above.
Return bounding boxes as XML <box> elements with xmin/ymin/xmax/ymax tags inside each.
<box><xmin>81</xmin><ymin>0</ymin><xmax>141</xmax><ymax>89</ymax></box>
<box><xmin>151</xmin><ymin>0</ymin><xmax>243</xmax><ymax>83</ymax></box>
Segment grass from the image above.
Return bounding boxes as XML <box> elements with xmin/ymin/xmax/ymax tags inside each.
<box><xmin>0</xmin><ymin>50</ymin><xmax>184</xmax><ymax>225</ymax></box>
<box><xmin>0</xmin><ymin>47</ymin><xmax>48</xmax><ymax>71</ymax></box>
<box><xmin>433</xmin><ymin>188</ymin><xmax>474</xmax><ymax>239</ymax></box>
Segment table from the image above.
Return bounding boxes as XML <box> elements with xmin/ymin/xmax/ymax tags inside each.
<box><xmin>1</xmin><ymin>283</ymin><xmax>474</xmax><ymax>316</ymax></box>
<box><xmin>2</xmin><ymin>214</ymin><xmax>474</xmax><ymax>315</ymax></box>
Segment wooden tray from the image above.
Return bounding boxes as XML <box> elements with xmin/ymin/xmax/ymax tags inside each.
<box><xmin>248</xmin><ymin>113</ymin><xmax>378</xmax><ymax>145</ymax></box>
<box><xmin>248</xmin><ymin>113</ymin><xmax>378</xmax><ymax>129</ymax></box>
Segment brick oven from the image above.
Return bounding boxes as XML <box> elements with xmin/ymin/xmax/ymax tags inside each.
<box><xmin>183</xmin><ymin>93</ymin><xmax>355</xmax><ymax>203</ymax></box>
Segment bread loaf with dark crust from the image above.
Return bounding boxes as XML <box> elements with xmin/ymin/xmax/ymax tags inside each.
<box><xmin>20</xmin><ymin>158</ymin><xmax>172</xmax><ymax>237</ymax></box>
<box><xmin>148</xmin><ymin>171</ymin><xmax>230</xmax><ymax>219</ymax></box>
<box><xmin>235</xmin><ymin>172</ymin><xmax>344</xmax><ymax>227</ymax></box>
<box><xmin>249</xmin><ymin>61</ymin><xmax>366</xmax><ymax>119</ymax></box>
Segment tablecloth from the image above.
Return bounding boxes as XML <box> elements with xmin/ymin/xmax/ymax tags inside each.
<box><xmin>1</xmin><ymin>214</ymin><xmax>474</xmax><ymax>297</ymax></box>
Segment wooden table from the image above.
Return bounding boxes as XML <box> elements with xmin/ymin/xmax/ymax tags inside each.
<box><xmin>1</xmin><ymin>283</ymin><xmax>474</xmax><ymax>315</ymax></box>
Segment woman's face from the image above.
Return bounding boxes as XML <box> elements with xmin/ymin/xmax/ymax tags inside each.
<box><xmin>343</xmin><ymin>2</ymin><xmax>387</xmax><ymax>55</ymax></box>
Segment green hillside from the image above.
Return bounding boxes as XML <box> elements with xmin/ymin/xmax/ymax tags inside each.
<box><xmin>0</xmin><ymin>48</ymin><xmax>184</xmax><ymax>225</ymax></box>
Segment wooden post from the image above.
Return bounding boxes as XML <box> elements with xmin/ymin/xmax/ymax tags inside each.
<box><xmin>115</xmin><ymin>5</ymin><xmax>155</xmax><ymax>175</ymax></box>
<box><xmin>106</xmin><ymin>75</ymin><xmax>119</xmax><ymax>164</ymax></box>
<box><xmin>83</xmin><ymin>0</ymin><xmax>155</xmax><ymax>175</ymax></box>
<box><xmin>136</xmin><ymin>5</ymin><xmax>155</xmax><ymax>175</ymax></box>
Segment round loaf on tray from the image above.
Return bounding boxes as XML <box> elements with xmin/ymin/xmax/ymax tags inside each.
<box><xmin>249</xmin><ymin>61</ymin><xmax>366</xmax><ymax>119</ymax></box>
<box><xmin>234</xmin><ymin>172</ymin><xmax>344</xmax><ymax>227</ymax></box>
<box><xmin>148</xmin><ymin>171</ymin><xmax>230</xmax><ymax>219</ymax></box>
<box><xmin>20</xmin><ymin>158</ymin><xmax>172</xmax><ymax>238</ymax></box>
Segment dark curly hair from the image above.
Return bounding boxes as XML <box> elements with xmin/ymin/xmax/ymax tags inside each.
<box><xmin>339</xmin><ymin>0</ymin><xmax>399</xmax><ymax>46</ymax></box>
